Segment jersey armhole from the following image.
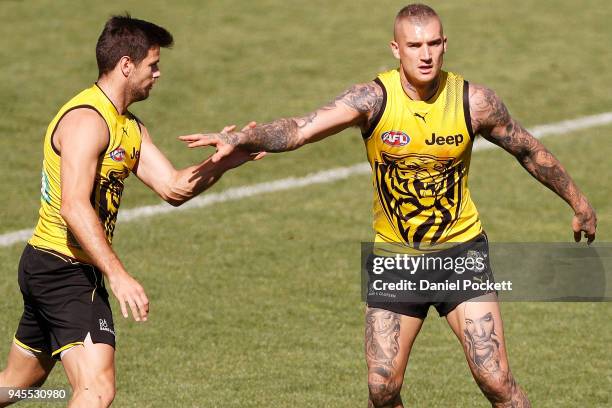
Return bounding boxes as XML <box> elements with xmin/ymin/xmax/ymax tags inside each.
<box><xmin>126</xmin><ymin>111</ymin><xmax>144</xmax><ymax>135</ymax></box>
<box><xmin>362</xmin><ymin>78</ymin><xmax>387</xmax><ymax>140</ymax></box>
<box><xmin>125</xmin><ymin>111</ymin><xmax>144</xmax><ymax>175</ymax></box>
<box><xmin>463</xmin><ymin>80</ymin><xmax>475</xmax><ymax>141</ymax></box>
<box><xmin>50</xmin><ymin>105</ymin><xmax>110</xmax><ymax>158</ymax></box>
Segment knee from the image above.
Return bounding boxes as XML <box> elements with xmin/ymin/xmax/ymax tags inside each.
<box><xmin>478</xmin><ymin>372</ymin><xmax>516</xmax><ymax>404</ymax></box>
<box><xmin>72</xmin><ymin>376</ymin><xmax>115</xmax><ymax>408</ymax></box>
<box><xmin>368</xmin><ymin>376</ymin><xmax>402</xmax><ymax>408</ymax></box>
<box><xmin>98</xmin><ymin>378</ymin><xmax>116</xmax><ymax>407</ymax></box>
<box><xmin>92</xmin><ymin>376</ymin><xmax>116</xmax><ymax>408</ymax></box>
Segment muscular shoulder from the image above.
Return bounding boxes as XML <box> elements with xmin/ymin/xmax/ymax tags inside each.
<box><xmin>54</xmin><ymin>107</ymin><xmax>109</xmax><ymax>154</ymax></box>
<box><xmin>331</xmin><ymin>81</ymin><xmax>384</xmax><ymax>130</ymax></box>
<box><xmin>337</xmin><ymin>81</ymin><xmax>384</xmax><ymax>113</ymax></box>
<box><xmin>468</xmin><ymin>83</ymin><xmax>510</xmax><ymax>135</ymax></box>
<box><xmin>60</xmin><ymin>107</ymin><xmax>107</xmax><ymax>127</ymax></box>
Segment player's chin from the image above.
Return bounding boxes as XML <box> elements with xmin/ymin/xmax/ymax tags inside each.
<box><xmin>406</xmin><ymin>69</ymin><xmax>431</xmax><ymax>85</ymax></box>
<box><xmin>134</xmin><ymin>89</ymin><xmax>151</xmax><ymax>102</ymax></box>
<box><xmin>415</xmin><ymin>69</ymin><xmax>438</xmax><ymax>84</ymax></box>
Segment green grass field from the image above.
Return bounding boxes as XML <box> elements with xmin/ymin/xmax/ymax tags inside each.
<box><xmin>1</xmin><ymin>0</ymin><xmax>611</xmax><ymax>406</ymax></box>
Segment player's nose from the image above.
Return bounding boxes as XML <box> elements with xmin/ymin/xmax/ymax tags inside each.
<box><xmin>421</xmin><ymin>46</ymin><xmax>432</xmax><ymax>61</ymax></box>
<box><xmin>152</xmin><ymin>65</ymin><xmax>161</xmax><ymax>79</ymax></box>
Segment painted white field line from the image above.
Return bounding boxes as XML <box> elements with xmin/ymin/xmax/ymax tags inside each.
<box><xmin>2</xmin><ymin>111</ymin><xmax>611</xmax><ymax>248</ymax></box>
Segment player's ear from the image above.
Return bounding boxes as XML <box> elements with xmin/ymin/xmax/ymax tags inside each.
<box><xmin>390</xmin><ymin>40</ymin><xmax>400</xmax><ymax>60</ymax></box>
<box><xmin>119</xmin><ymin>56</ymin><xmax>133</xmax><ymax>78</ymax></box>
<box><xmin>443</xmin><ymin>36</ymin><xmax>448</xmax><ymax>54</ymax></box>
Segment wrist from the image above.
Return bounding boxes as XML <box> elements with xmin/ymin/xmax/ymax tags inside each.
<box><xmin>572</xmin><ymin>195</ymin><xmax>591</xmax><ymax>215</ymax></box>
<box><xmin>101</xmin><ymin>259</ymin><xmax>128</xmax><ymax>282</ymax></box>
<box><xmin>219</xmin><ymin>130</ymin><xmax>243</xmax><ymax>147</ymax></box>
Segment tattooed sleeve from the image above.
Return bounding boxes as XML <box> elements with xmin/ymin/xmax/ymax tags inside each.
<box><xmin>216</xmin><ymin>82</ymin><xmax>384</xmax><ymax>152</ymax></box>
<box><xmin>468</xmin><ymin>83</ymin><xmax>590</xmax><ymax>214</ymax></box>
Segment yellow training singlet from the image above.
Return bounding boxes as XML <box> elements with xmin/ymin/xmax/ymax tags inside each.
<box><xmin>364</xmin><ymin>69</ymin><xmax>482</xmax><ymax>251</ymax></box>
<box><xmin>29</xmin><ymin>84</ymin><xmax>142</xmax><ymax>263</ymax></box>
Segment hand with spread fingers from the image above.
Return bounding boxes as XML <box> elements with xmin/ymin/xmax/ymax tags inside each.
<box><xmin>180</xmin><ymin>127</ymin><xmax>244</xmax><ymax>163</ymax></box>
<box><xmin>213</xmin><ymin>122</ymin><xmax>266</xmax><ymax>169</ymax></box>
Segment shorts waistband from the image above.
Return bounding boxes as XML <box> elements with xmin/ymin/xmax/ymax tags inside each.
<box><xmin>27</xmin><ymin>244</ymin><xmax>90</xmax><ymax>266</ymax></box>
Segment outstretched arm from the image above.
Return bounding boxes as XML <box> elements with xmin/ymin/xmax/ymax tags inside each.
<box><xmin>469</xmin><ymin>83</ymin><xmax>597</xmax><ymax>243</ymax></box>
<box><xmin>179</xmin><ymin>81</ymin><xmax>384</xmax><ymax>161</ymax></box>
<box><xmin>133</xmin><ymin>123</ymin><xmax>264</xmax><ymax>207</ymax></box>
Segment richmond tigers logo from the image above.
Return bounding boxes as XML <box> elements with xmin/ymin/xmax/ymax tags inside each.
<box><xmin>374</xmin><ymin>152</ymin><xmax>465</xmax><ymax>248</ymax></box>
<box><xmin>67</xmin><ymin>168</ymin><xmax>128</xmax><ymax>248</ymax></box>
<box><xmin>95</xmin><ymin>168</ymin><xmax>129</xmax><ymax>243</ymax></box>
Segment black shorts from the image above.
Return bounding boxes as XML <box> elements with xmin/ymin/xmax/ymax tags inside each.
<box><xmin>14</xmin><ymin>244</ymin><xmax>115</xmax><ymax>359</ymax></box>
<box><xmin>366</xmin><ymin>233</ymin><xmax>495</xmax><ymax>319</ymax></box>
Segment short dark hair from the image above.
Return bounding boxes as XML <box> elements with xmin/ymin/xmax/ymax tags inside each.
<box><xmin>96</xmin><ymin>14</ymin><xmax>173</xmax><ymax>76</ymax></box>
<box><xmin>396</xmin><ymin>4</ymin><xmax>439</xmax><ymax>20</ymax></box>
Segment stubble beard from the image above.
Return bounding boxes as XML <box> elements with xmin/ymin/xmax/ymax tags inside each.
<box><xmin>129</xmin><ymin>85</ymin><xmax>150</xmax><ymax>104</ymax></box>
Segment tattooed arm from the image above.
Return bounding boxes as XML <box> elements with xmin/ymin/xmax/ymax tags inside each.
<box><xmin>180</xmin><ymin>81</ymin><xmax>384</xmax><ymax>156</ymax></box>
<box><xmin>469</xmin><ymin>83</ymin><xmax>597</xmax><ymax>243</ymax></box>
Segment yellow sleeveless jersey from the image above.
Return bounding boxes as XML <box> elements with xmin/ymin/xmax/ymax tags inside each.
<box><xmin>29</xmin><ymin>84</ymin><xmax>142</xmax><ymax>263</ymax></box>
<box><xmin>364</xmin><ymin>69</ymin><xmax>482</xmax><ymax>251</ymax></box>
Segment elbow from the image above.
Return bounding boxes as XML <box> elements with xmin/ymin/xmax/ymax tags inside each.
<box><xmin>514</xmin><ymin>147</ymin><xmax>534</xmax><ymax>166</ymax></box>
<box><xmin>514</xmin><ymin>137</ymin><xmax>547</xmax><ymax>165</ymax></box>
<box><xmin>159</xmin><ymin>171</ymin><xmax>189</xmax><ymax>207</ymax></box>
<box><xmin>515</xmin><ymin>152</ymin><xmax>529</xmax><ymax>166</ymax></box>
<box><xmin>166</xmin><ymin>197</ymin><xmax>185</xmax><ymax>207</ymax></box>
<box><xmin>59</xmin><ymin>200</ymin><xmax>77</xmax><ymax>225</ymax></box>
<box><xmin>161</xmin><ymin>190</ymin><xmax>187</xmax><ymax>207</ymax></box>
<box><xmin>160</xmin><ymin>184</ymin><xmax>191</xmax><ymax>207</ymax></box>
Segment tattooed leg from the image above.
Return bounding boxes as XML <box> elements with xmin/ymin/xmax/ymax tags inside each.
<box><xmin>365</xmin><ymin>307</ymin><xmax>423</xmax><ymax>408</ymax></box>
<box><xmin>446</xmin><ymin>294</ymin><xmax>531</xmax><ymax>407</ymax></box>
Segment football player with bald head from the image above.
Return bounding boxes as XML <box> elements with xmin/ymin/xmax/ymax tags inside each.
<box><xmin>181</xmin><ymin>4</ymin><xmax>596</xmax><ymax>407</ymax></box>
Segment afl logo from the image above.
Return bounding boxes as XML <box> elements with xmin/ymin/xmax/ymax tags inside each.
<box><xmin>381</xmin><ymin>131</ymin><xmax>410</xmax><ymax>147</ymax></box>
<box><xmin>109</xmin><ymin>147</ymin><xmax>126</xmax><ymax>162</ymax></box>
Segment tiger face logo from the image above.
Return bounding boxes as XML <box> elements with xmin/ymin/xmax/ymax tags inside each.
<box><xmin>95</xmin><ymin>168</ymin><xmax>129</xmax><ymax>242</ymax></box>
<box><xmin>374</xmin><ymin>152</ymin><xmax>464</xmax><ymax>247</ymax></box>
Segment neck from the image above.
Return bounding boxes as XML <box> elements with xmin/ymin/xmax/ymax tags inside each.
<box><xmin>96</xmin><ymin>76</ymin><xmax>130</xmax><ymax>114</ymax></box>
<box><xmin>399</xmin><ymin>70</ymin><xmax>440</xmax><ymax>101</ymax></box>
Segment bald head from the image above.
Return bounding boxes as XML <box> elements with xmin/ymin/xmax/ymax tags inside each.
<box><xmin>394</xmin><ymin>4</ymin><xmax>443</xmax><ymax>40</ymax></box>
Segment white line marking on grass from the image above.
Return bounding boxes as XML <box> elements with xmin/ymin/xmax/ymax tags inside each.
<box><xmin>2</xmin><ymin>111</ymin><xmax>611</xmax><ymax>248</ymax></box>
<box><xmin>471</xmin><ymin>111</ymin><xmax>612</xmax><ymax>150</ymax></box>
<box><xmin>0</xmin><ymin>229</ymin><xmax>34</xmax><ymax>248</ymax></box>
